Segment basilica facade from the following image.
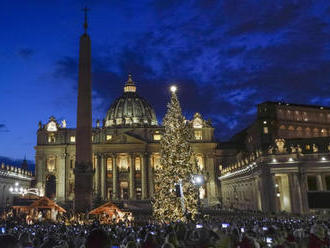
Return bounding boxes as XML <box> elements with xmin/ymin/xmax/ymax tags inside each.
<box><xmin>35</xmin><ymin>76</ymin><xmax>220</xmax><ymax>207</ymax></box>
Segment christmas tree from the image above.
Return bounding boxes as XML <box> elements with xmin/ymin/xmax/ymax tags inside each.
<box><xmin>153</xmin><ymin>86</ymin><xmax>200</xmax><ymax>222</ymax></box>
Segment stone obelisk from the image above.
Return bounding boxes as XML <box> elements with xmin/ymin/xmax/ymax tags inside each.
<box><xmin>74</xmin><ymin>8</ymin><xmax>93</xmax><ymax>212</ymax></box>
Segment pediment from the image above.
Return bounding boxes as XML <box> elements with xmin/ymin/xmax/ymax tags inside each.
<box><xmin>110</xmin><ymin>133</ymin><xmax>146</xmax><ymax>144</ymax></box>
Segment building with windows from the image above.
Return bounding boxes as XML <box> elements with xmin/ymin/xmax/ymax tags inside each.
<box><xmin>35</xmin><ymin>76</ymin><xmax>220</xmax><ymax>207</ymax></box>
<box><xmin>220</xmin><ymin>102</ymin><xmax>330</xmax><ymax>213</ymax></box>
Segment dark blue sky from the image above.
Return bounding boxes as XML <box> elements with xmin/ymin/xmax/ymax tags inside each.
<box><xmin>1</xmin><ymin>0</ymin><xmax>330</xmax><ymax>161</ymax></box>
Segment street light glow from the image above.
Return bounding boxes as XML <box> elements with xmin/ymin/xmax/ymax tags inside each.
<box><xmin>192</xmin><ymin>175</ymin><xmax>204</xmax><ymax>186</ymax></box>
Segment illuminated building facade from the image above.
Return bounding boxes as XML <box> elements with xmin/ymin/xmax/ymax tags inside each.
<box><xmin>0</xmin><ymin>162</ymin><xmax>33</xmax><ymax>210</ymax></box>
<box><xmin>220</xmin><ymin>102</ymin><xmax>330</xmax><ymax>213</ymax></box>
<box><xmin>35</xmin><ymin>76</ymin><xmax>220</xmax><ymax>207</ymax></box>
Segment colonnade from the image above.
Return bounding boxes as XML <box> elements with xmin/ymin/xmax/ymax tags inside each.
<box><xmin>221</xmin><ymin>168</ymin><xmax>330</xmax><ymax>214</ymax></box>
<box><xmin>36</xmin><ymin>150</ymin><xmax>218</xmax><ymax>205</ymax></box>
<box><xmin>95</xmin><ymin>152</ymin><xmax>154</xmax><ymax>201</ymax></box>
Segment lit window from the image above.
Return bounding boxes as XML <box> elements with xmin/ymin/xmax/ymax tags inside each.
<box><xmin>136</xmin><ymin>187</ymin><xmax>142</xmax><ymax>200</ymax></box>
<box><xmin>153</xmin><ymin>131</ymin><xmax>161</xmax><ymax>141</ymax></box>
<box><xmin>306</xmin><ymin>145</ymin><xmax>310</xmax><ymax>150</ymax></box>
<box><xmin>47</xmin><ymin>156</ymin><xmax>55</xmax><ymax>172</ymax></box>
<box><xmin>194</xmin><ymin>130</ymin><xmax>202</xmax><ymax>140</ymax></box>
<box><xmin>91</xmin><ymin>135</ymin><xmax>94</xmax><ymax>141</ymax></box>
<box><xmin>124</xmin><ymin>85</ymin><xmax>136</xmax><ymax>92</ymax></box>
<box><xmin>116</xmin><ymin>118</ymin><xmax>122</xmax><ymax>125</ymax></box>
<box><xmin>107</xmin><ymin>158</ymin><xmax>113</xmax><ymax>171</ymax></box>
<box><xmin>118</xmin><ymin>156</ymin><xmax>129</xmax><ymax>171</ymax></box>
<box><xmin>263</xmin><ymin>127</ymin><xmax>269</xmax><ymax>134</ymax></box>
<box><xmin>106</xmin><ymin>135</ymin><xmax>112</xmax><ymax>141</ymax></box>
<box><xmin>48</xmin><ymin>133</ymin><xmax>56</xmax><ymax>143</ymax></box>
<box><xmin>70</xmin><ymin>136</ymin><xmax>75</xmax><ymax>143</ymax></box>
<box><xmin>125</xmin><ymin>118</ymin><xmax>132</xmax><ymax>125</ymax></box>
<box><xmin>135</xmin><ymin>157</ymin><xmax>141</xmax><ymax>171</ymax></box>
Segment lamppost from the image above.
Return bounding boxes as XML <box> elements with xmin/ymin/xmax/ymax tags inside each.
<box><xmin>9</xmin><ymin>182</ymin><xmax>40</xmax><ymax>197</ymax></box>
<box><xmin>192</xmin><ymin>174</ymin><xmax>205</xmax><ymax>214</ymax></box>
<box><xmin>9</xmin><ymin>182</ymin><xmax>25</xmax><ymax>195</ymax></box>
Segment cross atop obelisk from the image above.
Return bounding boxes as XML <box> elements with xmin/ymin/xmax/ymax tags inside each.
<box><xmin>82</xmin><ymin>6</ymin><xmax>89</xmax><ymax>33</ymax></box>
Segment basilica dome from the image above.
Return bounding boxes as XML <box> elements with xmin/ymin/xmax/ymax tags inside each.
<box><xmin>105</xmin><ymin>75</ymin><xmax>158</xmax><ymax>127</ymax></box>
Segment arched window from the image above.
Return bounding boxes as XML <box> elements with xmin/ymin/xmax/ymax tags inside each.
<box><xmin>297</xmin><ymin>127</ymin><xmax>303</xmax><ymax>137</ymax></box>
<box><xmin>194</xmin><ymin>130</ymin><xmax>203</xmax><ymax>140</ymax></box>
<box><xmin>47</xmin><ymin>156</ymin><xmax>56</xmax><ymax>172</ymax></box>
<box><xmin>48</xmin><ymin>133</ymin><xmax>56</xmax><ymax>143</ymax></box>
<box><xmin>321</xmin><ymin>129</ymin><xmax>328</xmax><ymax>137</ymax></box>
<box><xmin>280</xmin><ymin>125</ymin><xmax>286</xmax><ymax>130</ymax></box>
<box><xmin>118</xmin><ymin>155</ymin><xmax>128</xmax><ymax>172</ymax></box>
<box><xmin>288</xmin><ymin>126</ymin><xmax>295</xmax><ymax>138</ymax></box>
<box><xmin>135</xmin><ymin>157</ymin><xmax>141</xmax><ymax>171</ymax></box>
<box><xmin>152</xmin><ymin>154</ymin><xmax>161</xmax><ymax>170</ymax></box>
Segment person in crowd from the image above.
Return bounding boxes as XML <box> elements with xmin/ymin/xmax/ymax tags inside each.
<box><xmin>1</xmin><ymin>209</ymin><xmax>330</xmax><ymax>248</ymax></box>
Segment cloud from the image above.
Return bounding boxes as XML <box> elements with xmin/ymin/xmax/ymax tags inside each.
<box><xmin>0</xmin><ymin>124</ymin><xmax>9</xmax><ymax>132</ymax></box>
<box><xmin>53</xmin><ymin>56</ymin><xmax>77</xmax><ymax>79</ymax></box>
<box><xmin>50</xmin><ymin>0</ymin><xmax>330</xmax><ymax>141</ymax></box>
<box><xmin>17</xmin><ymin>48</ymin><xmax>34</xmax><ymax>59</ymax></box>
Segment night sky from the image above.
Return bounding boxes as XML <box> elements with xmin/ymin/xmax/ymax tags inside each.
<box><xmin>1</xmin><ymin>0</ymin><xmax>330</xmax><ymax>161</ymax></box>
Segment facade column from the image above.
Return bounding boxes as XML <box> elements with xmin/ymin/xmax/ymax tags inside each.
<box><xmin>93</xmin><ymin>154</ymin><xmax>97</xmax><ymax>192</ymax></box>
<box><xmin>141</xmin><ymin>153</ymin><xmax>148</xmax><ymax>199</ymax></box>
<box><xmin>271</xmin><ymin>174</ymin><xmax>279</xmax><ymax>213</ymax></box>
<box><xmin>317</xmin><ymin>175</ymin><xmax>324</xmax><ymax>191</ymax></box>
<box><xmin>56</xmin><ymin>153</ymin><xmax>66</xmax><ymax>202</ymax></box>
<box><xmin>35</xmin><ymin>155</ymin><xmax>44</xmax><ymax>190</ymax></box>
<box><xmin>95</xmin><ymin>154</ymin><xmax>100</xmax><ymax>193</ymax></box>
<box><xmin>148</xmin><ymin>155</ymin><xmax>154</xmax><ymax>197</ymax></box>
<box><xmin>100</xmin><ymin>155</ymin><xmax>105</xmax><ymax>199</ymax></box>
<box><xmin>112</xmin><ymin>153</ymin><xmax>118</xmax><ymax>200</ymax></box>
<box><xmin>260</xmin><ymin>167</ymin><xmax>276</xmax><ymax>212</ymax></box>
<box><xmin>289</xmin><ymin>173</ymin><xmax>302</xmax><ymax>213</ymax></box>
<box><xmin>206</xmin><ymin>153</ymin><xmax>217</xmax><ymax>204</ymax></box>
<box><xmin>298</xmin><ymin>169</ymin><xmax>309</xmax><ymax>213</ymax></box>
<box><xmin>129</xmin><ymin>153</ymin><xmax>136</xmax><ymax>199</ymax></box>
<box><xmin>256</xmin><ymin>178</ymin><xmax>262</xmax><ymax>211</ymax></box>
<box><xmin>65</xmin><ymin>154</ymin><xmax>71</xmax><ymax>200</ymax></box>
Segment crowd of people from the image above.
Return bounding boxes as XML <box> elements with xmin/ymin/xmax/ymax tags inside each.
<box><xmin>0</xmin><ymin>210</ymin><xmax>330</xmax><ymax>247</ymax></box>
